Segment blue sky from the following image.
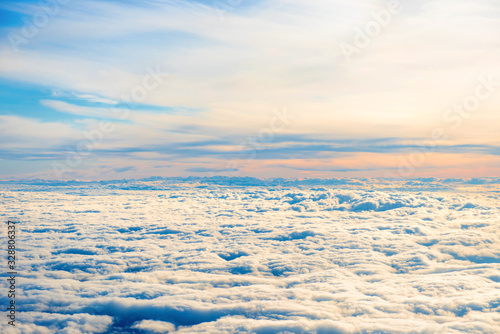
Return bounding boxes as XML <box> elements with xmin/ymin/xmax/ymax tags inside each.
<box><xmin>0</xmin><ymin>0</ymin><xmax>499</xmax><ymax>180</ymax></box>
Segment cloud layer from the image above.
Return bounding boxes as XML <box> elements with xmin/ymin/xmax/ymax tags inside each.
<box><xmin>1</xmin><ymin>178</ymin><xmax>499</xmax><ymax>333</ymax></box>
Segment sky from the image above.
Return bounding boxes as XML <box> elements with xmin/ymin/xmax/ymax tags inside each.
<box><xmin>0</xmin><ymin>0</ymin><xmax>499</xmax><ymax>180</ymax></box>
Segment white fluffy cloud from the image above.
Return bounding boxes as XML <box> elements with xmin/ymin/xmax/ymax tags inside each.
<box><xmin>1</xmin><ymin>178</ymin><xmax>499</xmax><ymax>333</ymax></box>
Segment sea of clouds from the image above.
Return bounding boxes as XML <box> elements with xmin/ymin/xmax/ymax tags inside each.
<box><xmin>1</xmin><ymin>177</ymin><xmax>499</xmax><ymax>333</ymax></box>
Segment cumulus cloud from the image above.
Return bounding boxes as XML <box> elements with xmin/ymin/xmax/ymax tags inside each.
<box><xmin>131</xmin><ymin>320</ymin><xmax>176</xmax><ymax>333</ymax></box>
<box><xmin>1</xmin><ymin>178</ymin><xmax>499</xmax><ymax>332</ymax></box>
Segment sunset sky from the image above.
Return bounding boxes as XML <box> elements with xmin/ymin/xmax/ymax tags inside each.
<box><xmin>1</xmin><ymin>0</ymin><xmax>499</xmax><ymax>180</ymax></box>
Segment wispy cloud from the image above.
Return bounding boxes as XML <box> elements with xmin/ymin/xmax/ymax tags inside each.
<box><xmin>1</xmin><ymin>0</ymin><xmax>499</xmax><ymax>178</ymax></box>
